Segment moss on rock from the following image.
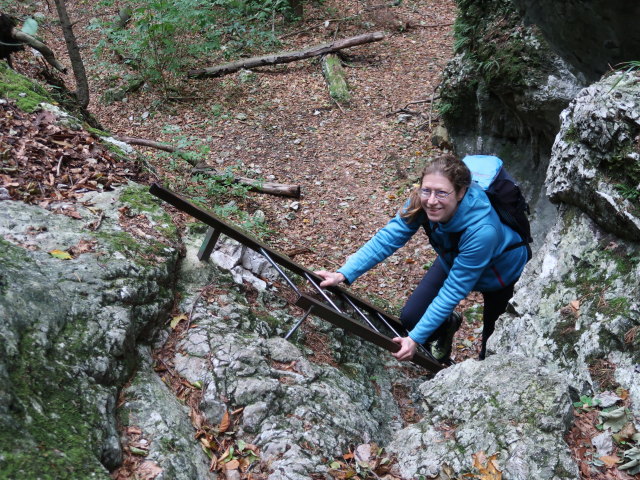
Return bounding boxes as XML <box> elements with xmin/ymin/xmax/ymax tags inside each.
<box><xmin>0</xmin><ymin>62</ymin><xmax>54</xmax><ymax>112</ymax></box>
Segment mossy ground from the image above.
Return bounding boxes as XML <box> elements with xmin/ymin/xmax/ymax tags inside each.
<box><xmin>0</xmin><ymin>62</ymin><xmax>54</xmax><ymax>112</ymax></box>
<box><xmin>0</xmin><ymin>333</ymin><xmax>109</xmax><ymax>479</ymax></box>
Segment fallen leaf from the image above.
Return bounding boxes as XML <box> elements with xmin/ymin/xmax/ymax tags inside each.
<box><xmin>613</xmin><ymin>422</ymin><xmax>637</xmax><ymax>442</ymax></box>
<box><xmin>136</xmin><ymin>460</ymin><xmax>163</xmax><ymax>480</ymax></box>
<box><xmin>49</xmin><ymin>249</ymin><xmax>72</xmax><ymax>260</ymax></box>
<box><xmin>170</xmin><ymin>314</ymin><xmax>187</xmax><ymax>329</ymax></box>
<box><xmin>225</xmin><ymin>459</ymin><xmax>239</xmax><ymax>470</ymax></box>
<box><xmin>599</xmin><ymin>455</ymin><xmax>620</xmax><ymax>467</ymax></box>
<box><xmin>600</xmin><ymin>407</ymin><xmax>628</xmax><ymax>432</ymax></box>
<box><xmin>129</xmin><ymin>446</ymin><xmax>148</xmax><ymax>456</ymax></box>
<box><xmin>219</xmin><ymin>411</ymin><xmax>231</xmax><ymax>433</ymax></box>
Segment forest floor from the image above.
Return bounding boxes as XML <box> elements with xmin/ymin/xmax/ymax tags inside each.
<box><xmin>4</xmin><ymin>0</ymin><xmax>634</xmax><ymax>479</ymax></box>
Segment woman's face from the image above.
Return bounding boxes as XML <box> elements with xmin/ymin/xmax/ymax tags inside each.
<box><xmin>420</xmin><ymin>173</ymin><xmax>466</xmax><ymax>223</ymax></box>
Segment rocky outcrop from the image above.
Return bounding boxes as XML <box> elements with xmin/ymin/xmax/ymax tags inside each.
<box><xmin>491</xmin><ymin>71</ymin><xmax>640</xmax><ymax>401</ymax></box>
<box><xmin>546</xmin><ymin>73</ymin><xmax>640</xmax><ymax>242</ymax></box>
<box><xmin>388</xmin><ymin>355</ymin><xmax>578</xmax><ymax>479</ymax></box>
<box><xmin>0</xmin><ymin>186</ymin><xmax>180</xmax><ymax>477</ymax></box>
<box><xmin>437</xmin><ymin>0</ymin><xmax>586</xmax><ymax>245</ymax></box>
<box><xmin>512</xmin><ymin>1</ymin><xmax>640</xmax><ymax>82</ymax></box>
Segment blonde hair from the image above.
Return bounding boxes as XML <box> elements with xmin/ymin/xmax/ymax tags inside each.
<box><xmin>401</xmin><ymin>154</ymin><xmax>471</xmax><ymax>223</ymax></box>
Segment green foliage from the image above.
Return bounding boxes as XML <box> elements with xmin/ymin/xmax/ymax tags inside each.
<box><xmin>91</xmin><ymin>0</ymin><xmax>291</xmax><ymax>92</ymax></box>
<box><xmin>573</xmin><ymin>395</ymin><xmax>600</xmax><ymax>412</ymax></box>
<box><xmin>615</xmin><ymin>183</ymin><xmax>640</xmax><ymax>202</ymax></box>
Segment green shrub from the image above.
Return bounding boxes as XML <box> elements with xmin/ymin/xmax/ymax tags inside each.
<box><xmin>91</xmin><ymin>0</ymin><xmax>292</xmax><ymax>91</ymax></box>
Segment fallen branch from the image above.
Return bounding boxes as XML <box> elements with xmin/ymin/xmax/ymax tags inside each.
<box><xmin>113</xmin><ymin>135</ymin><xmax>178</xmax><ymax>154</ymax></box>
<box><xmin>113</xmin><ymin>135</ymin><xmax>301</xmax><ymax>198</ymax></box>
<box><xmin>10</xmin><ymin>28</ymin><xmax>67</xmax><ymax>73</ymax></box>
<box><xmin>192</xmin><ymin>166</ymin><xmax>301</xmax><ymax>199</ymax></box>
<box><xmin>188</xmin><ymin>31</ymin><xmax>385</xmax><ymax>79</ymax></box>
<box><xmin>413</xmin><ymin>22</ymin><xmax>454</xmax><ymax>28</ymax></box>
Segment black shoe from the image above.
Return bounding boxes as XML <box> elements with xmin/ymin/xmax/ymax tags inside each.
<box><xmin>430</xmin><ymin>312</ymin><xmax>462</xmax><ymax>361</ymax></box>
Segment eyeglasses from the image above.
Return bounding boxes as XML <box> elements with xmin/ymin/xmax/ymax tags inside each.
<box><xmin>419</xmin><ymin>188</ymin><xmax>454</xmax><ymax>200</ymax></box>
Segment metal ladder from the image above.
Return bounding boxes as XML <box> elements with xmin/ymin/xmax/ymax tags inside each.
<box><xmin>149</xmin><ymin>183</ymin><xmax>445</xmax><ymax>373</ymax></box>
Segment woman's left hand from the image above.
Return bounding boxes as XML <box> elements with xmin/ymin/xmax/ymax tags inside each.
<box><xmin>392</xmin><ymin>336</ymin><xmax>417</xmax><ymax>361</ymax></box>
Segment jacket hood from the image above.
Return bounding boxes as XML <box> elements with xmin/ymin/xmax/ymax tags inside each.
<box><xmin>437</xmin><ymin>183</ymin><xmax>492</xmax><ymax>233</ymax></box>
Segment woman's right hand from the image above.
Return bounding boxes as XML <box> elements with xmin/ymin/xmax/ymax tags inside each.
<box><xmin>314</xmin><ymin>270</ymin><xmax>345</xmax><ymax>287</ymax></box>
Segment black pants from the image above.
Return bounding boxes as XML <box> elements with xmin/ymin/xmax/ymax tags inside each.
<box><xmin>399</xmin><ymin>257</ymin><xmax>515</xmax><ymax>359</ymax></box>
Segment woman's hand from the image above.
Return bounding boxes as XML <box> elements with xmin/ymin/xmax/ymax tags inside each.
<box><xmin>314</xmin><ymin>270</ymin><xmax>346</xmax><ymax>287</ymax></box>
<box><xmin>392</xmin><ymin>336</ymin><xmax>417</xmax><ymax>362</ymax></box>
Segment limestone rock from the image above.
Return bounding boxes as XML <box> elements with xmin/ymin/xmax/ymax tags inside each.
<box><xmin>387</xmin><ymin>355</ymin><xmax>578</xmax><ymax>480</ymax></box>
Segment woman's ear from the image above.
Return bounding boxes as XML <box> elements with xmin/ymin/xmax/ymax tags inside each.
<box><xmin>456</xmin><ymin>186</ymin><xmax>467</xmax><ymax>202</ymax></box>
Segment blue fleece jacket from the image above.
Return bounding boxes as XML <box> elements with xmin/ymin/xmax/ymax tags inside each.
<box><xmin>337</xmin><ymin>183</ymin><xmax>528</xmax><ymax>344</ymax></box>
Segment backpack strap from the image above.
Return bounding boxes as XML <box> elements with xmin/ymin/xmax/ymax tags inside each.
<box><xmin>422</xmin><ymin>220</ymin><xmax>464</xmax><ymax>257</ymax></box>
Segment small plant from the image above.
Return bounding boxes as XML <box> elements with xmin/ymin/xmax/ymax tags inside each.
<box><xmin>615</xmin><ymin>183</ymin><xmax>640</xmax><ymax>201</ymax></box>
<box><xmin>573</xmin><ymin>395</ymin><xmax>600</xmax><ymax>412</ymax></box>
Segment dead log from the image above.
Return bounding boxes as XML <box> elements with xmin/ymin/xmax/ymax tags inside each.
<box><xmin>322</xmin><ymin>54</ymin><xmax>350</xmax><ymax>104</ymax></box>
<box><xmin>192</xmin><ymin>166</ymin><xmax>301</xmax><ymax>199</ymax></box>
<box><xmin>188</xmin><ymin>31</ymin><xmax>384</xmax><ymax>79</ymax></box>
<box><xmin>113</xmin><ymin>135</ymin><xmax>301</xmax><ymax>198</ymax></box>
<box><xmin>113</xmin><ymin>135</ymin><xmax>178</xmax><ymax>154</ymax></box>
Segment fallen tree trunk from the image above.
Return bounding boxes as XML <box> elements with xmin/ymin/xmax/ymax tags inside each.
<box><xmin>113</xmin><ymin>135</ymin><xmax>301</xmax><ymax>198</ymax></box>
<box><xmin>192</xmin><ymin>166</ymin><xmax>301</xmax><ymax>199</ymax></box>
<box><xmin>113</xmin><ymin>135</ymin><xmax>178</xmax><ymax>154</ymax></box>
<box><xmin>188</xmin><ymin>31</ymin><xmax>384</xmax><ymax>79</ymax></box>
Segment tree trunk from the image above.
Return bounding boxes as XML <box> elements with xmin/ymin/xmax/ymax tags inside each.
<box><xmin>322</xmin><ymin>54</ymin><xmax>350</xmax><ymax>104</ymax></box>
<box><xmin>53</xmin><ymin>0</ymin><xmax>89</xmax><ymax>109</ymax></box>
<box><xmin>188</xmin><ymin>31</ymin><xmax>384</xmax><ymax>78</ymax></box>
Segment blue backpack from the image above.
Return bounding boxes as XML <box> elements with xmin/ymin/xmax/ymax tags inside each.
<box><xmin>423</xmin><ymin>155</ymin><xmax>532</xmax><ymax>261</ymax></box>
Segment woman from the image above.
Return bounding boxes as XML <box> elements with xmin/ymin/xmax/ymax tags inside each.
<box><xmin>316</xmin><ymin>154</ymin><xmax>528</xmax><ymax>363</ymax></box>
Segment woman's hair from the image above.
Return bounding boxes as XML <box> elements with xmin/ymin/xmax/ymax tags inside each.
<box><xmin>400</xmin><ymin>154</ymin><xmax>471</xmax><ymax>223</ymax></box>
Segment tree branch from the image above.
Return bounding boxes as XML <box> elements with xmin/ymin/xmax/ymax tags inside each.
<box><xmin>10</xmin><ymin>28</ymin><xmax>67</xmax><ymax>73</ymax></box>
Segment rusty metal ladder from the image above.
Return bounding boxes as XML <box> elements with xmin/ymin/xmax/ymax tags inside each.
<box><xmin>149</xmin><ymin>183</ymin><xmax>445</xmax><ymax>373</ymax></box>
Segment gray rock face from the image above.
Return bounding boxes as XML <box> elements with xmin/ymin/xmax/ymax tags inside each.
<box><xmin>170</xmin><ymin>235</ymin><xmax>415</xmax><ymax>480</ymax></box>
<box><xmin>438</xmin><ymin>0</ymin><xmax>585</xmax><ymax>244</ymax></box>
<box><xmin>387</xmin><ymin>355</ymin><xmax>578</xmax><ymax>480</ymax></box>
<box><xmin>118</xmin><ymin>347</ymin><xmax>216</xmax><ymax>480</ymax></box>
<box><xmin>512</xmin><ymin>0</ymin><xmax>640</xmax><ymax>82</ymax></box>
<box><xmin>0</xmin><ymin>186</ymin><xmax>179</xmax><ymax>478</ymax></box>
<box><xmin>547</xmin><ymin>72</ymin><xmax>640</xmax><ymax>241</ymax></box>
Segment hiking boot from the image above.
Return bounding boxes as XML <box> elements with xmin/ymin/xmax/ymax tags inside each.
<box><xmin>430</xmin><ymin>312</ymin><xmax>462</xmax><ymax>361</ymax></box>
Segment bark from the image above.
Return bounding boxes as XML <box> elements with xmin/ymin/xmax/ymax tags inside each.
<box><xmin>9</xmin><ymin>28</ymin><xmax>67</xmax><ymax>73</ymax></box>
<box><xmin>192</xmin><ymin>167</ymin><xmax>301</xmax><ymax>198</ymax></box>
<box><xmin>113</xmin><ymin>136</ymin><xmax>301</xmax><ymax>198</ymax></box>
<box><xmin>53</xmin><ymin>0</ymin><xmax>89</xmax><ymax>109</ymax></box>
<box><xmin>188</xmin><ymin>31</ymin><xmax>384</xmax><ymax>78</ymax></box>
<box><xmin>322</xmin><ymin>54</ymin><xmax>350</xmax><ymax>104</ymax></box>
